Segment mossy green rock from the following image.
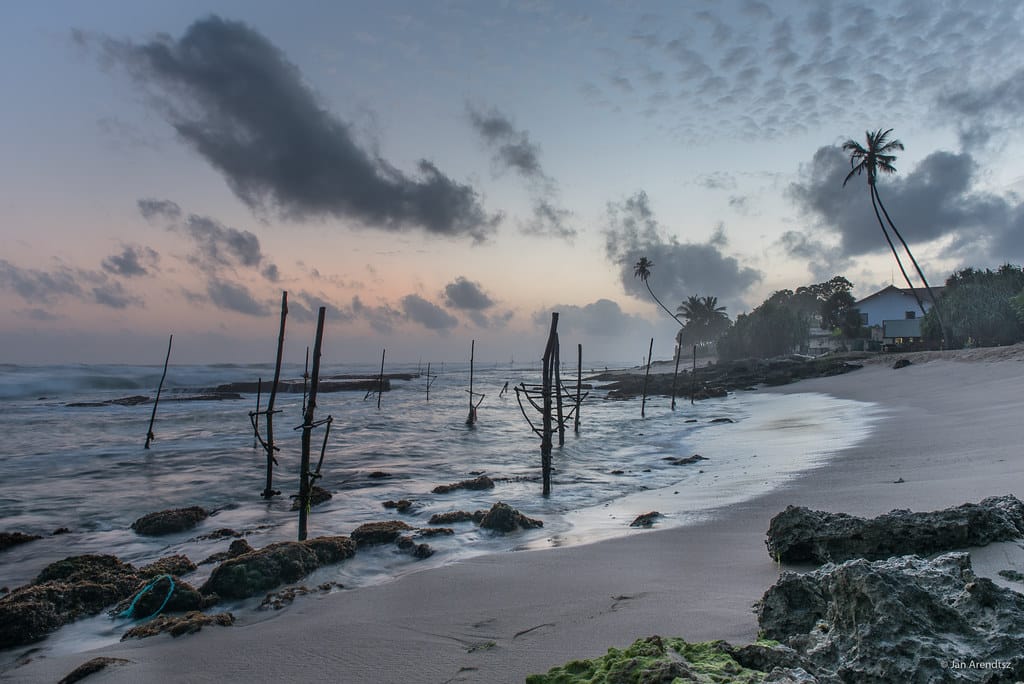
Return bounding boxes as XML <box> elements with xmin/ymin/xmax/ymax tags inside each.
<box><xmin>526</xmin><ymin>636</ymin><xmax>802</xmax><ymax>683</ymax></box>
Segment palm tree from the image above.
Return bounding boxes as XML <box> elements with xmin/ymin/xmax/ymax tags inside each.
<box><xmin>634</xmin><ymin>257</ymin><xmax>683</xmax><ymax>325</ymax></box>
<box><xmin>677</xmin><ymin>295</ymin><xmax>730</xmax><ymax>350</ymax></box>
<box><xmin>842</xmin><ymin>129</ymin><xmax>945</xmax><ymax>337</ymax></box>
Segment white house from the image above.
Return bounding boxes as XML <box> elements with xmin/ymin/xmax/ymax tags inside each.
<box><xmin>854</xmin><ymin>285</ymin><xmax>944</xmax><ymax>344</ymax></box>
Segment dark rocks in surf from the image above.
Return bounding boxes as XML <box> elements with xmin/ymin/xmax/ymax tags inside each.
<box><xmin>290</xmin><ymin>485</ymin><xmax>333</xmax><ymax>511</ymax></box>
<box><xmin>892</xmin><ymin>358</ymin><xmax>912</xmax><ymax>369</ymax></box>
<box><xmin>629</xmin><ymin>512</ymin><xmax>661</xmax><ymax>528</ymax></box>
<box><xmin>350</xmin><ymin>521</ymin><xmax>414</xmax><ymax>547</ymax></box>
<box><xmin>765</xmin><ymin>495</ymin><xmax>1024</xmax><ymax>563</ymax></box>
<box><xmin>131</xmin><ymin>506</ymin><xmax>209</xmax><ymax>536</ymax></box>
<box><xmin>756</xmin><ymin>552</ymin><xmax>1024</xmax><ymax>682</ymax></box>
<box><xmin>428</xmin><ymin>511</ymin><xmax>483</xmax><ymax>525</ymax></box>
<box><xmin>198</xmin><ymin>539</ymin><xmax>254</xmax><ymax>566</ymax></box>
<box><xmin>0</xmin><ymin>532</ymin><xmax>42</xmax><ymax>552</ymax></box>
<box><xmin>139</xmin><ymin>554</ymin><xmax>196</xmax><ymax>578</ymax></box>
<box><xmin>663</xmin><ymin>454</ymin><xmax>707</xmax><ymax>466</ymax></box>
<box><xmin>383</xmin><ymin>499</ymin><xmax>414</xmax><ymax>513</ymax></box>
<box><xmin>199</xmin><ymin>536</ymin><xmax>355</xmax><ymax>600</ymax></box>
<box><xmin>396</xmin><ymin>536</ymin><xmax>434</xmax><ymax>559</ymax></box>
<box><xmin>432</xmin><ymin>475</ymin><xmax>494</xmax><ymax>494</ymax></box>
<box><xmin>121</xmin><ymin>611</ymin><xmax>235</xmax><ymax>641</ymax></box>
<box><xmin>57</xmin><ymin>657</ymin><xmax>132</xmax><ymax>684</ymax></box>
<box><xmin>478</xmin><ymin>502</ymin><xmax>543</xmax><ymax>533</ymax></box>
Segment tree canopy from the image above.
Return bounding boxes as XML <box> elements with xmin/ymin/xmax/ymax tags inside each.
<box><xmin>921</xmin><ymin>265</ymin><xmax>1024</xmax><ymax>347</ymax></box>
<box><xmin>676</xmin><ymin>295</ymin><xmax>731</xmax><ymax>351</ymax></box>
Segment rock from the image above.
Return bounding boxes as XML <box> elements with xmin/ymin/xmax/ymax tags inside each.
<box><xmin>194</xmin><ymin>528</ymin><xmax>240</xmax><ymax>540</ymax></box>
<box><xmin>52</xmin><ymin>527</ymin><xmax>71</xmax><ymax>536</ymax></box>
<box><xmin>139</xmin><ymin>554</ymin><xmax>196</xmax><ymax>578</ymax></box>
<box><xmin>114</xmin><ymin>576</ymin><xmax>208</xmax><ymax>618</ymax></box>
<box><xmin>478</xmin><ymin>502</ymin><xmax>543</xmax><ymax>533</ymax></box>
<box><xmin>892</xmin><ymin>358</ymin><xmax>912</xmax><ymax>369</ymax></box>
<box><xmin>757</xmin><ymin>552</ymin><xmax>1024</xmax><ymax>682</ymax></box>
<box><xmin>525</xmin><ymin>635</ymin><xmax>814</xmax><ymax>684</ymax></box>
<box><xmin>198</xmin><ymin>539</ymin><xmax>253</xmax><ymax>566</ymax></box>
<box><xmin>630</xmin><ymin>511</ymin><xmax>661</xmax><ymax>528</ymax></box>
<box><xmin>766</xmin><ymin>495</ymin><xmax>1024</xmax><ymax>563</ymax></box>
<box><xmin>999</xmin><ymin>569</ymin><xmax>1024</xmax><ymax>582</ymax></box>
<box><xmin>432</xmin><ymin>475</ymin><xmax>495</xmax><ymax>494</ymax></box>
<box><xmin>396</xmin><ymin>536</ymin><xmax>434</xmax><ymax>559</ymax></box>
<box><xmin>259</xmin><ymin>582</ymin><xmax>341</xmax><ymax>610</ymax></box>
<box><xmin>121</xmin><ymin>611</ymin><xmax>234</xmax><ymax>640</ymax></box>
<box><xmin>57</xmin><ymin>657</ymin><xmax>132</xmax><ymax>684</ymax></box>
<box><xmin>0</xmin><ymin>531</ymin><xmax>42</xmax><ymax>551</ymax></box>
<box><xmin>290</xmin><ymin>485</ymin><xmax>333</xmax><ymax>511</ymax></box>
<box><xmin>199</xmin><ymin>537</ymin><xmax>355</xmax><ymax>599</ymax></box>
<box><xmin>131</xmin><ymin>507</ymin><xmax>209</xmax><ymax>536</ymax></box>
<box><xmin>350</xmin><ymin>521</ymin><xmax>414</xmax><ymax>547</ymax></box>
<box><xmin>0</xmin><ymin>555</ymin><xmax>143</xmax><ymax>648</ymax></box>
<box><xmin>428</xmin><ymin>511</ymin><xmax>480</xmax><ymax>525</ymax></box>
<box><xmin>367</xmin><ymin>471</ymin><xmax>392</xmax><ymax>479</ymax></box>
<box><xmin>415</xmin><ymin>527</ymin><xmax>454</xmax><ymax>537</ymax></box>
<box><xmin>664</xmin><ymin>454</ymin><xmax>707</xmax><ymax>466</ymax></box>
<box><xmin>710</xmin><ymin>417</ymin><xmax>735</xmax><ymax>423</ymax></box>
<box><xmin>610</xmin><ymin>469</ymin><xmax>625</xmax><ymax>475</ymax></box>
<box><xmin>383</xmin><ymin>499</ymin><xmax>414</xmax><ymax>513</ymax></box>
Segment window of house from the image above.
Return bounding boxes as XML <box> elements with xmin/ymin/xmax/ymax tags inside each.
<box><xmin>905</xmin><ymin>311</ymin><xmax>915</xmax><ymax>319</ymax></box>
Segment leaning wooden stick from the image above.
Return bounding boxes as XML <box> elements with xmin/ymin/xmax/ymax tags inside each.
<box><xmin>298</xmin><ymin>307</ymin><xmax>326</xmax><ymax>541</ymax></box>
<box><xmin>144</xmin><ymin>334</ymin><xmax>173</xmax><ymax>449</ymax></box>
<box><xmin>641</xmin><ymin>337</ymin><xmax>653</xmax><ymax>418</ymax></box>
<box><xmin>262</xmin><ymin>291</ymin><xmax>288</xmax><ymax>499</ymax></box>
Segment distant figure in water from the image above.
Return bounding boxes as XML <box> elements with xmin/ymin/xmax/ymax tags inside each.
<box><xmin>499</xmin><ymin>381</ymin><xmax>509</xmax><ymax>398</ymax></box>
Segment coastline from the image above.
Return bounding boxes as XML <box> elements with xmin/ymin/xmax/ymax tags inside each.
<box><xmin>6</xmin><ymin>346</ymin><xmax>1024</xmax><ymax>683</ymax></box>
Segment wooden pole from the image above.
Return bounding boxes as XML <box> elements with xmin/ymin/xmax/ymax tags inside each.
<box><xmin>262</xmin><ymin>291</ymin><xmax>287</xmax><ymax>499</ymax></box>
<box><xmin>690</xmin><ymin>344</ymin><xmax>697</xmax><ymax>405</ymax></box>
<box><xmin>574</xmin><ymin>343</ymin><xmax>582</xmax><ymax>434</ymax></box>
<box><xmin>298</xmin><ymin>307</ymin><xmax>326</xmax><ymax>541</ymax></box>
<box><xmin>253</xmin><ymin>378</ymin><xmax>261</xmax><ymax>448</ymax></box>
<box><xmin>425</xmin><ymin>362</ymin><xmax>432</xmax><ymax>401</ymax></box>
<box><xmin>466</xmin><ymin>340</ymin><xmax>476</xmax><ymax>424</ymax></box>
<box><xmin>541</xmin><ymin>313</ymin><xmax>558</xmax><ymax>496</ymax></box>
<box><xmin>641</xmin><ymin>337</ymin><xmax>653</xmax><ymax>418</ymax></box>
<box><xmin>144</xmin><ymin>334</ymin><xmax>173</xmax><ymax>449</ymax></box>
<box><xmin>670</xmin><ymin>342</ymin><xmax>681</xmax><ymax>411</ymax></box>
<box><xmin>554</xmin><ymin>334</ymin><xmax>564</xmax><ymax>446</ymax></box>
<box><xmin>376</xmin><ymin>348</ymin><xmax>385</xmax><ymax>410</ymax></box>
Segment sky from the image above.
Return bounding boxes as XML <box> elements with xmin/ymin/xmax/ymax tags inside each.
<box><xmin>2</xmin><ymin>0</ymin><xmax>1023</xmax><ymax>365</ymax></box>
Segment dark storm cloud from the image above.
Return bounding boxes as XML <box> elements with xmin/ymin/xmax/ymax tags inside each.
<box><xmin>96</xmin><ymin>16</ymin><xmax>497</xmax><ymax>242</ymax></box>
<box><xmin>0</xmin><ymin>260</ymin><xmax>82</xmax><ymax>303</ymax></box>
<box><xmin>938</xmin><ymin>68</ymin><xmax>1024</xmax><ymax>147</ymax></box>
<box><xmin>443</xmin><ymin>277</ymin><xmax>495</xmax><ymax>311</ymax></box>
<box><xmin>400</xmin><ymin>294</ymin><xmax>458</xmax><ymax>331</ymax></box>
<box><xmin>206</xmin><ymin>278</ymin><xmax>269</xmax><ymax>316</ymax></box>
<box><xmin>92</xmin><ymin>281</ymin><xmax>142</xmax><ymax>309</ymax></box>
<box><xmin>603</xmin><ymin>192</ymin><xmax>762</xmax><ymax>308</ymax></box>
<box><xmin>137</xmin><ymin>198</ymin><xmax>181</xmax><ymax>222</ymax></box>
<box><xmin>467</xmin><ymin>105</ymin><xmax>576</xmax><ymax>240</ymax></box>
<box><xmin>285</xmin><ymin>290</ymin><xmax>354</xmax><ymax>324</ymax></box>
<box><xmin>261</xmin><ymin>263</ymin><xmax>280</xmax><ymax>282</ymax></box>
<box><xmin>183</xmin><ymin>215</ymin><xmax>263</xmax><ymax>269</ymax></box>
<box><xmin>776</xmin><ymin>230</ymin><xmax>852</xmax><ymax>282</ymax></box>
<box><xmin>351</xmin><ymin>295</ymin><xmax>402</xmax><ymax>334</ymax></box>
<box><xmin>102</xmin><ymin>245</ymin><xmax>158</xmax><ymax>277</ymax></box>
<box><xmin>530</xmin><ymin>299</ymin><xmax>648</xmax><ymax>337</ymax></box>
<box><xmin>788</xmin><ymin>144</ymin><xmax>1024</xmax><ymax>265</ymax></box>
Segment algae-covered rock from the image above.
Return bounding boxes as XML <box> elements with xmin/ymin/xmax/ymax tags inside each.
<box><xmin>0</xmin><ymin>531</ymin><xmax>42</xmax><ymax>552</ymax></box>
<box><xmin>139</xmin><ymin>554</ymin><xmax>196</xmax><ymax>578</ymax></box>
<box><xmin>432</xmin><ymin>475</ymin><xmax>494</xmax><ymax>494</ymax></box>
<box><xmin>57</xmin><ymin>657</ymin><xmax>132</xmax><ymax>684</ymax></box>
<box><xmin>350</xmin><ymin>520</ymin><xmax>414</xmax><ymax>546</ymax></box>
<box><xmin>766</xmin><ymin>495</ymin><xmax>1024</xmax><ymax>563</ymax></box>
<box><xmin>428</xmin><ymin>511</ymin><xmax>482</xmax><ymax>525</ymax></box>
<box><xmin>199</xmin><ymin>539</ymin><xmax>253</xmax><ymax>566</ymax></box>
<box><xmin>131</xmin><ymin>506</ymin><xmax>209</xmax><ymax>536</ymax></box>
<box><xmin>757</xmin><ymin>552</ymin><xmax>1024</xmax><ymax>682</ymax></box>
<box><xmin>630</xmin><ymin>511</ymin><xmax>661</xmax><ymax>528</ymax></box>
<box><xmin>290</xmin><ymin>485</ymin><xmax>333</xmax><ymax>511</ymax></box>
<box><xmin>121</xmin><ymin>611</ymin><xmax>234</xmax><ymax>640</ymax></box>
<box><xmin>199</xmin><ymin>536</ymin><xmax>355</xmax><ymax>599</ymax></box>
<box><xmin>526</xmin><ymin>635</ymin><xmax>813</xmax><ymax>683</ymax></box>
<box><xmin>478</xmin><ymin>502</ymin><xmax>542</xmax><ymax>532</ymax></box>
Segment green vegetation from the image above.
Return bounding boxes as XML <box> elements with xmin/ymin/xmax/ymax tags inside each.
<box><xmin>526</xmin><ymin>636</ymin><xmax>780</xmax><ymax>683</ymax></box>
<box><xmin>921</xmin><ymin>265</ymin><xmax>1024</xmax><ymax>347</ymax></box>
<box><xmin>676</xmin><ymin>295</ymin><xmax>731</xmax><ymax>353</ymax></box>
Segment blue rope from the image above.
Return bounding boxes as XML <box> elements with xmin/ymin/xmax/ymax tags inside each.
<box><xmin>118</xmin><ymin>574</ymin><xmax>176</xmax><ymax>621</ymax></box>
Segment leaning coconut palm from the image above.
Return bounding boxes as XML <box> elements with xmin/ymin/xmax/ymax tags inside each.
<box><xmin>633</xmin><ymin>257</ymin><xmax>683</xmax><ymax>325</ymax></box>
<box><xmin>677</xmin><ymin>295</ymin><xmax>730</xmax><ymax>350</ymax></box>
<box><xmin>842</xmin><ymin>129</ymin><xmax>945</xmax><ymax>337</ymax></box>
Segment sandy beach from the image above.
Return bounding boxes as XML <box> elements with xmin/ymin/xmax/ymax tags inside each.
<box><xmin>7</xmin><ymin>346</ymin><xmax>1024</xmax><ymax>683</ymax></box>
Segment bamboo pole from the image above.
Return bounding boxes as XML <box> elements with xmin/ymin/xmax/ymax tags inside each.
<box><xmin>376</xmin><ymin>348</ymin><xmax>386</xmax><ymax>410</ymax></box>
<box><xmin>641</xmin><ymin>337</ymin><xmax>653</xmax><ymax>418</ymax></box>
<box><xmin>426</xmin><ymin>362</ymin><xmax>432</xmax><ymax>401</ymax></box>
<box><xmin>144</xmin><ymin>334</ymin><xmax>173</xmax><ymax>449</ymax></box>
<box><xmin>554</xmin><ymin>335</ymin><xmax>564</xmax><ymax>446</ymax></box>
<box><xmin>670</xmin><ymin>344</ymin><xmax>682</xmax><ymax>411</ymax></box>
<box><xmin>262</xmin><ymin>291</ymin><xmax>287</xmax><ymax>499</ymax></box>
<box><xmin>253</xmin><ymin>378</ymin><xmax>261</xmax><ymax>448</ymax></box>
<box><xmin>691</xmin><ymin>344</ymin><xmax>697</xmax><ymax>405</ymax></box>
<box><xmin>574</xmin><ymin>343</ymin><xmax>582</xmax><ymax>434</ymax></box>
<box><xmin>298</xmin><ymin>307</ymin><xmax>326</xmax><ymax>541</ymax></box>
<box><xmin>466</xmin><ymin>340</ymin><xmax>476</xmax><ymax>424</ymax></box>
<box><xmin>541</xmin><ymin>313</ymin><xmax>558</xmax><ymax>496</ymax></box>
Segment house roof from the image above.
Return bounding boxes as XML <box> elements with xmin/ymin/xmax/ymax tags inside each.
<box><xmin>855</xmin><ymin>284</ymin><xmax>945</xmax><ymax>307</ymax></box>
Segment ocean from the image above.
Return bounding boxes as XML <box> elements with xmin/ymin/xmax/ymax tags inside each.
<box><xmin>0</xmin><ymin>361</ymin><xmax>883</xmax><ymax>661</ymax></box>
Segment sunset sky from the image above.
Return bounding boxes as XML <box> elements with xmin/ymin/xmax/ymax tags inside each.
<box><xmin>3</xmin><ymin>1</ymin><xmax>1023</xmax><ymax>364</ymax></box>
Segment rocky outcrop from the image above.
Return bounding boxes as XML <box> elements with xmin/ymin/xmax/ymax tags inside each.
<box><xmin>199</xmin><ymin>536</ymin><xmax>355</xmax><ymax>600</ymax></box>
<box><xmin>396</xmin><ymin>536</ymin><xmax>434</xmax><ymax>559</ymax></box>
<box><xmin>260</xmin><ymin>582</ymin><xmax>341</xmax><ymax>610</ymax></box>
<box><xmin>766</xmin><ymin>495</ymin><xmax>1024</xmax><ymax>563</ymax></box>
<box><xmin>478</xmin><ymin>502</ymin><xmax>542</xmax><ymax>532</ymax></box>
<box><xmin>663</xmin><ymin>454</ymin><xmax>707</xmax><ymax>466</ymax></box>
<box><xmin>432</xmin><ymin>475</ymin><xmax>494</xmax><ymax>494</ymax></box>
<box><xmin>199</xmin><ymin>539</ymin><xmax>253</xmax><ymax>566</ymax></box>
<box><xmin>350</xmin><ymin>521</ymin><xmax>414</xmax><ymax>547</ymax></box>
<box><xmin>121</xmin><ymin>611</ymin><xmax>234</xmax><ymax>640</ymax></box>
<box><xmin>383</xmin><ymin>499</ymin><xmax>414</xmax><ymax>513</ymax></box>
<box><xmin>57</xmin><ymin>657</ymin><xmax>132</xmax><ymax>684</ymax></box>
<box><xmin>131</xmin><ymin>507</ymin><xmax>209</xmax><ymax>536</ymax></box>
<box><xmin>428</xmin><ymin>511</ymin><xmax>483</xmax><ymax>525</ymax></box>
<box><xmin>0</xmin><ymin>532</ymin><xmax>42</xmax><ymax>552</ymax></box>
<box><xmin>114</xmin><ymin>576</ymin><xmax>209</xmax><ymax>618</ymax></box>
<box><xmin>0</xmin><ymin>553</ymin><xmax>195</xmax><ymax>649</ymax></box>
<box><xmin>139</xmin><ymin>554</ymin><xmax>196</xmax><ymax>578</ymax></box>
<box><xmin>757</xmin><ymin>552</ymin><xmax>1024</xmax><ymax>682</ymax></box>
<box><xmin>892</xmin><ymin>358</ymin><xmax>912</xmax><ymax>369</ymax></box>
<box><xmin>290</xmin><ymin>485</ymin><xmax>333</xmax><ymax>511</ymax></box>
